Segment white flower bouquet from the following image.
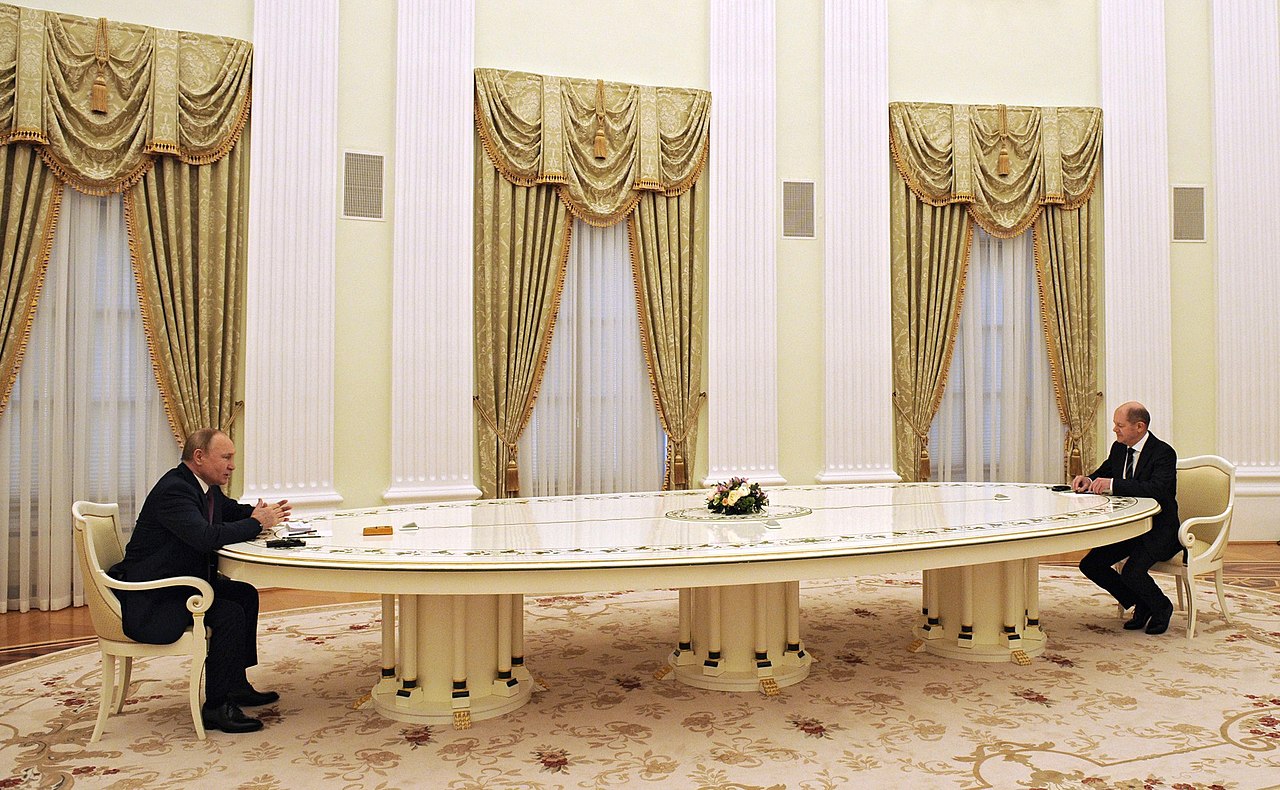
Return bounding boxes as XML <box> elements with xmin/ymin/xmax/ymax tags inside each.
<box><xmin>706</xmin><ymin>477</ymin><xmax>769</xmax><ymax>516</ymax></box>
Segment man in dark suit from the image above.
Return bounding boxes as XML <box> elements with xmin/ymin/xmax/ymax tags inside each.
<box><xmin>1074</xmin><ymin>401</ymin><xmax>1181</xmax><ymax>635</ymax></box>
<box><xmin>111</xmin><ymin>428</ymin><xmax>291</xmax><ymax>733</ymax></box>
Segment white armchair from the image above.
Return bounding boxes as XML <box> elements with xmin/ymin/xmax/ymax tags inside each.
<box><xmin>1150</xmin><ymin>456</ymin><xmax>1236</xmax><ymax>638</ymax></box>
<box><xmin>72</xmin><ymin>501</ymin><xmax>215</xmax><ymax>742</ymax></box>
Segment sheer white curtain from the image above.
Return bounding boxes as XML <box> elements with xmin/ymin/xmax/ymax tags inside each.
<box><xmin>518</xmin><ymin>220</ymin><xmax>665</xmax><ymax>496</ymax></box>
<box><xmin>930</xmin><ymin>227</ymin><xmax>1062</xmax><ymax>483</ymax></box>
<box><xmin>0</xmin><ymin>189</ymin><xmax>174</xmax><ymax>613</ymax></box>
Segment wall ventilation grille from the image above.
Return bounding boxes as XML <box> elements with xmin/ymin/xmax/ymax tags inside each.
<box><xmin>1172</xmin><ymin>185</ymin><xmax>1206</xmax><ymax>242</ymax></box>
<box><xmin>343</xmin><ymin>151</ymin><xmax>385</xmax><ymax>220</ymax></box>
<box><xmin>782</xmin><ymin>180</ymin><xmax>816</xmax><ymax>238</ymax></box>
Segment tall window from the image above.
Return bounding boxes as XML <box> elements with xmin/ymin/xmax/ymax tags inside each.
<box><xmin>518</xmin><ymin>221</ymin><xmax>665</xmax><ymax>496</ymax></box>
<box><xmin>0</xmin><ymin>190</ymin><xmax>173</xmax><ymax>613</ymax></box>
<box><xmin>930</xmin><ymin>228</ymin><xmax>1062</xmax><ymax>483</ymax></box>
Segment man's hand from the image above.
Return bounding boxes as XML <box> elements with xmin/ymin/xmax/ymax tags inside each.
<box><xmin>1070</xmin><ymin>475</ymin><xmax>1092</xmax><ymax>493</ymax></box>
<box><xmin>252</xmin><ymin>498</ymin><xmax>290</xmax><ymax>530</ymax></box>
<box><xmin>1088</xmin><ymin>477</ymin><xmax>1112</xmax><ymax>495</ymax></box>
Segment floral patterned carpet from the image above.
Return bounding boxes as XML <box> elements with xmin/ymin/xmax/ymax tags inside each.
<box><xmin>2</xmin><ymin>572</ymin><xmax>1279</xmax><ymax>790</ymax></box>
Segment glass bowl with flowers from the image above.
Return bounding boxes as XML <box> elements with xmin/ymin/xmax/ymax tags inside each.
<box><xmin>706</xmin><ymin>477</ymin><xmax>769</xmax><ymax>516</ymax></box>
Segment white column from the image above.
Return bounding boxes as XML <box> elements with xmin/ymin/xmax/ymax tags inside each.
<box><xmin>705</xmin><ymin>0</ymin><xmax>784</xmax><ymax>485</ymax></box>
<box><xmin>243</xmin><ymin>0</ymin><xmax>342</xmax><ymax>513</ymax></box>
<box><xmin>1211</xmin><ymin>0</ymin><xmax>1280</xmax><ymax>540</ymax></box>
<box><xmin>383</xmin><ymin>0</ymin><xmax>481</xmax><ymax>504</ymax></box>
<box><xmin>1098</xmin><ymin>1</ymin><xmax>1174</xmax><ymax>434</ymax></box>
<box><xmin>816</xmin><ymin>0</ymin><xmax>897</xmax><ymax>484</ymax></box>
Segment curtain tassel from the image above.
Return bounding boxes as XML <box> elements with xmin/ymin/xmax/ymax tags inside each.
<box><xmin>918</xmin><ymin>445</ymin><xmax>931</xmax><ymax>482</ymax></box>
<box><xmin>91</xmin><ymin>73</ymin><xmax>108</xmax><ymax>114</ymax></box>
<box><xmin>592</xmin><ymin>78</ymin><xmax>607</xmax><ymax>160</ymax></box>
<box><xmin>1067</xmin><ymin>443</ymin><xmax>1083</xmax><ymax>478</ymax></box>
<box><xmin>672</xmin><ymin>449</ymin><xmax>688</xmax><ymax>490</ymax></box>
<box><xmin>503</xmin><ymin>457</ymin><xmax>520</xmax><ymax>498</ymax></box>
<box><xmin>995</xmin><ymin>103</ymin><xmax>1011</xmax><ymax>175</ymax></box>
<box><xmin>593</xmin><ymin>127</ymin><xmax>607</xmax><ymax>160</ymax></box>
<box><xmin>91</xmin><ymin>18</ymin><xmax>111</xmax><ymax>114</ymax></box>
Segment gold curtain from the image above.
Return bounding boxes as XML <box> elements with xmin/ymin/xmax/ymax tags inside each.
<box><xmin>0</xmin><ymin>144</ymin><xmax>61</xmax><ymax>418</ymax></box>
<box><xmin>474</xmin><ymin>68</ymin><xmax>710</xmax><ymax>496</ymax></box>
<box><xmin>628</xmin><ymin>184</ymin><xmax>706</xmax><ymax>490</ymax></box>
<box><xmin>889</xmin><ymin>167</ymin><xmax>972</xmax><ymax>482</ymax></box>
<box><xmin>473</xmin><ymin>153</ymin><xmax>572</xmax><ymax>499</ymax></box>
<box><xmin>475</xmin><ymin>68</ymin><xmax>710</xmax><ymax>227</ymax></box>
<box><xmin>126</xmin><ymin>136</ymin><xmax>249</xmax><ymax>440</ymax></box>
<box><xmin>1034</xmin><ymin>201</ymin><xmax>1101</xmax><ymax>477</ymax></box>
<box><xmin>0</xmin><ymin>3</ymin><xmax>252</xmax><ymax>441</ymax></box>
<box><xmin>889</xmin><ymin>101</ymin><xmax>1102</xmax><ymax>480</ymax></box>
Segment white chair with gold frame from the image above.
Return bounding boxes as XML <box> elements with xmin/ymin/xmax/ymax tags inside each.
<box><xmin>72</xmin><ymin>501</ymin><xmax>214</xmax><ymax>742</ymax></box>
<box><xmin>1150</xmin><ymin>455</ymin><xmax>1236</xmax><ymax>639</ymax></box>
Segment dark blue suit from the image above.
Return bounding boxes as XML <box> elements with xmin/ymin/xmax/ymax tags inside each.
<box><xmin>1078</xmin><ymin>433</ymin><xmax>1181</xmax><ymax>612</ymax></box>
<box><xmin>111</xmin><ymin>464</ymin><xmax>263</xmax><ymax>706</ymax></box>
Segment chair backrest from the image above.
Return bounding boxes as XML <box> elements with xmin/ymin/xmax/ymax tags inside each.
<box><xmin>1175</xmin><ymin>455</ymin><xmax>1235</xmax><ymax>551</ymax></box>
<box><xmin>72</xmin><ymin>501</ymin><xmax>130</xmax><ymax>642</ymax></box>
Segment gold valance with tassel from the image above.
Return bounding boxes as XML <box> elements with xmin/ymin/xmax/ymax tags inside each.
<box><xmin>474</xmin><ymin>68</ymin><xmax>711</xmax><ymax>227</ymax></box>
<box><xmin>0</xmin><ymin>3</ymin><xmax>252</xmax><ymax>195</ymax></box>
<box><xmin>889</xmin><ymin>101</ymin><xmax>1102</xmax><ymax>239</ymax></box>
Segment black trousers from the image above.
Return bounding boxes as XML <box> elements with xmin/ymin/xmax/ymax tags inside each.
<box><xmin>118</xmin><ymin>576</ymin><xmax>260</xmax><ymax>707</ymax></box>
<box><xmin>1079</xmin><ymin>535</ymin><xmax>1179</xmax><ymax>613</ymax></box>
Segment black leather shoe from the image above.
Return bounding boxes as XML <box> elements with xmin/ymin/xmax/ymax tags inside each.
<box><xmin>228</xmin><ymin>686</ymin><xmax>280</xmax><ymax>707</ymax></box>
<box><xmin>1123</xmin><ymin>604</ymin><xmax>1151</xmax><ymax>630</ymax></box>
<box><xmin>1145</xmin><ymin>600</ymin><xmax>1175</xmax><ymax>635</ymax></box>
<box><xmin>201</xmin><ymin>701</ymin><xmax>264</xmax><ymax>733</ymax></box>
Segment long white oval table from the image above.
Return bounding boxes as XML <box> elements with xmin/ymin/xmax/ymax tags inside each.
<box><xmin>219</xmin><ymin>483</ymin><xmax>1157</xmax><ymax>727</ymax></box>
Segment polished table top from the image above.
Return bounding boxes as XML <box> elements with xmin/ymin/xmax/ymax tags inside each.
<box><xmin>219</xmin><ymin>484</ymin><xmax>1157</xmax><ymax>594</ymax></box>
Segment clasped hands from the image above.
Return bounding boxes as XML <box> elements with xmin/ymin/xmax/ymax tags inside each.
<box><xmin>252</xmin><ymin>498</ymin><xmax>292</xmax><ymax>530</ymax></box>
<box><xmin>1070</xmin><ymin>475</ymin><xmax>1112</xmax><ymax>495</ymax></box>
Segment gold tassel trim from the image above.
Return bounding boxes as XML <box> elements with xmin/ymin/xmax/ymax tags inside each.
<box><xmin>124</xmin><ymin>188</ymin><xmax>185</xmax><ymax>447</ymax></box>
<box><xmin>7</xmin><ymin>129</ymin><xmax>48</xmax><ymax>145</ymax></box>
<box><xmin>0</xmin><ymin>177</ymin><xmax>63</xmax><ymax>422</ymax></box>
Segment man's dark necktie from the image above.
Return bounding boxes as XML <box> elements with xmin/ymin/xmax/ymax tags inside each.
<box><xmin>1123</xmin><ymin>447</ymin><xmax>1135</xmax><ymax>480</ymax></box>
<box><xmin>205</xmin><ymin>489</ymin><xmax>215</xmax><ymax>525</ymax></box>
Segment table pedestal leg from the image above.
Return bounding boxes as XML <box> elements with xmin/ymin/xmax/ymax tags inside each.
<box><xmin>669</xmin><ymin>582</ymin><xmax>811</xmax><ymax>693</ymax></box>
<box><xmin>372</xmin><ymin>594</ymin><xmax>533</xmax><ymax>726</ymax></box>
<box><xmin>914</xmin><ymin>560</ymin><xmax>1046</xmax><ymax>663</ymax></box>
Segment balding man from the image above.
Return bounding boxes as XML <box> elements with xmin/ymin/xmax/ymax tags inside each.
<box><xmin>111</xmin><ymin>429</ymin><xmax>290</xmax><ymax>733</ymax></box>
<box><xmin>1073</xmin><ymin>402</ymin><xmax>1180</xmax><ymax>635</ymax></box>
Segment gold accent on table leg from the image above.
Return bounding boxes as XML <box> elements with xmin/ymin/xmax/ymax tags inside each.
<box><xmin>759</xmin><ymin>677</ymin><xmax>780</xmax><ymax>696</ymax></box>
<box><xmin>452</xmin><ymin>709</ymin><xmax>472</xmax><ymax>730</ymax></box>
<box><xmin>1011</xmin><ymin>649</ymin><xmax>1032</xmax><ymax>666</ymax></box>
<box><xmin>653</xmin><ymin>665</ymin><xmax>673</xmax><ymax>680</ymax></box>
<box><xmin>350</xmin><ymin>692</ymin><xmax>371</xmax><ymax>710</ymax></box>
<box><xmin>908</xmin><ymin>639</ymin><xmax>926</xmax><ymax>653</ymax></box>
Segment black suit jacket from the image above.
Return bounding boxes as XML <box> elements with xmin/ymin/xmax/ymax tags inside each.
<box><xmin>115</xmin><ymin>463</ymin><xmax>260</xmax><ymax>584</ymax></box>
<box><xmin>111</xmin><ymin>464</ymin><xmax>261</xmax><ymax>644</ymax></box>
<box><xmin>1088</xmin><ymin>433</ymin><xmax>1181</xmax><ymax>557</ymax></box>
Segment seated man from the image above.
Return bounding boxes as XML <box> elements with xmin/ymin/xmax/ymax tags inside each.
<box><xmin>1073</xmin><ymin>401</ymin><xmax>1181</xmax><ymax>635</ymax></box>
<box><xmin>110</xmin><ymin>428</ymin><xmax>290</xmax><ymax>733</ymax></box>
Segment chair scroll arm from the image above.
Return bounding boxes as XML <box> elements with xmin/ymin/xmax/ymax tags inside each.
<box><xmin>1176</xmin><ymin>508</ymin><xmax>1234</xmax><ymax>554</ymax></box>
<box><xmin>97</xmin><ymin>573</ymin><xmax>216</xmax><ymax>614</ymax></box>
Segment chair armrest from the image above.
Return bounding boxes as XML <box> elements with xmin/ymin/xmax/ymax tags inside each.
<box><xmin>97</xmin><ymin>572</ymin><xmax>215</xmax><ymax>614</ymax></box>
<box><xmin>1177</xmin><ymin>509</ymin><xmax>1232</xmax><ymax>552</ymax></box>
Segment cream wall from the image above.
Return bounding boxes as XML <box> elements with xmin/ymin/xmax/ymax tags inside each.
<box><xmin>23</xmin><ymin>1</ymin><xmax>1227</xmax><ymax>511</ymax></box>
